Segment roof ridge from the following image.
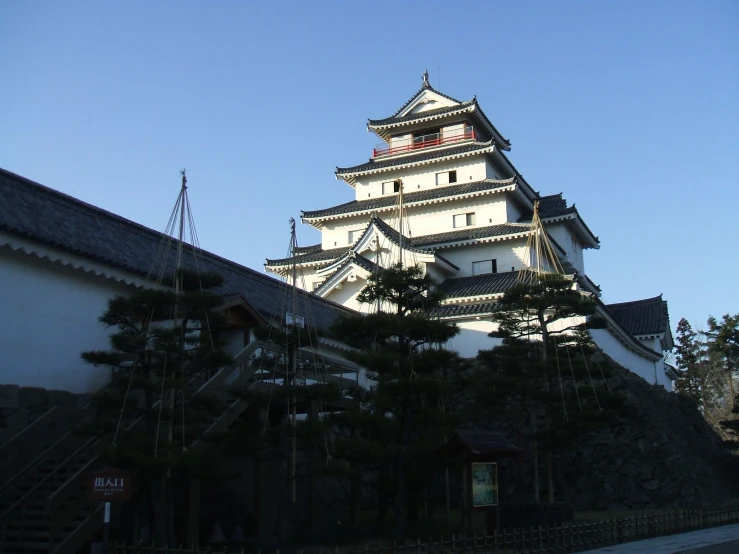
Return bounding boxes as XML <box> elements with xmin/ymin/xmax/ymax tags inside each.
<box><xmin>1</xmin><ymin>167</ymin><xmax>357</xmax><ymax>317</ymax></box>
<box><xmin>391</xmin><ymin>83</ymin><xmax>464</xmax><ymax>118</ymax></box>
<box><xmin>606</xmin><ymin>294</ymin><xmax>664</xmax><ymax>309</ymax></box>
<box><xmin>303</xmin><ymin>177</ymin><xmax>518</xmax><ymax>219</ymax></box>
<box><xmin>369</xmin><ymin>99</ymin><xmax>476</xmax><ymax>126</ymax></box>
<box><xmin>336</xmin><ymin>140</ymin><xmax>495</xmax><ymax>177</ymax></box>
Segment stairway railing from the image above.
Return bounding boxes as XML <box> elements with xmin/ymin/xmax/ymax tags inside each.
<box><xmin>0</xmin><ymin>339</ymin><xmax>273</xmax><ymax>554</ymax></box>
<box><xmin>0</xmin><ymin>406</ymin><xmax>86</xmax><ymax>490</ymax></box>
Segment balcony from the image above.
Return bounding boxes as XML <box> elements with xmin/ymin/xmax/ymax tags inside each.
<box><xmin>373</xmin><ymin>126</ymin><xmax>476</xmax><ymax>158</ymax></box>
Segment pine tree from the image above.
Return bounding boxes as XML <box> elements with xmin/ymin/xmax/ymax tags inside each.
<box><xmin>81</xmin><ymin>269</ymin><xmax>233</xmax><ymax>545</ymax></box>
<box><xmin>674</xmin><ymin>318</ymin><xmax>703</xmax><ymax>402</ymax></box>
<box><xmin>476</xmin><ymin>273</ymin><xmax>619</xmax><ymax>503</ymax></box>
<box><xmin>329</xmin><ymin>264</ymin><xmax>463</xmax><ymax>538</ymax></box>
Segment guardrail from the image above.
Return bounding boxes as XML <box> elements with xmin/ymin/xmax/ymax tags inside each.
<box><xmin>110</xmin><ymin>504</ymin><xmax>739</xmax><ymax>554</ymax></box>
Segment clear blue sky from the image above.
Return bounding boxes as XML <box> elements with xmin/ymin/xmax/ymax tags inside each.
<box><xmin>1</xmin><ymin>1</ymin><xmax>737</xmax><ymax>332</ymax></box>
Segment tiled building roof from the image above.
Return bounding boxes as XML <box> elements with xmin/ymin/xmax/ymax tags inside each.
<box><xmin>438</xmin><ymin>272</ymin><xmax>521</xmax><ymax>299</ymax></box>
<box><xmin>0</xmin><ymin>168</ymin><xmax>355</xmax><ymax>331</ymax></box>
<box><xmin>606</xmin><ymin>295</ymin><xmax>671</xmax><ymax>337</ymax></box>
<box><xmin>302</xmin><ymin>178</ymin><xmax>519</xmax><ymax>221</ymax></box>
<box><xmin>414</xmin><ymin>223</ymin><xmax>530</xmax><ymax>248</ymax></box>
<box><xmin>267</xmin><ymin>221</ymin><xmax>531</xmax><ymax>269</ymax></box>
<box><xmin>389</xmin><ymin>82</ymin><xmax>463</xmax><ymax>118</ymax></box>
<box><xmin>336</xmin><ymin>141</ymin><xmax>494</xmax><ymax>177</ymax></box>
<box><xmin>369</xmin><ymin>101</ymin><xmax>476</xmax><ymax>127</ymax></box>
<box><xmin>368</xmin><ymin>99</ymin><xmax>511</xmax><ymax>150</ymax></box>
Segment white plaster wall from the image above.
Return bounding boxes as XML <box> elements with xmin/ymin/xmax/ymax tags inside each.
<box><xmin>589</xmin><ymin>328</ymin><xmax>668</xmax><ymax>389</ymax></box>
<box><xmin>440</xmin><ymin>241</ymin><xmax>529</xmax><ymax>277</ymax></box>
<box><xmin>0</xmin><ymin>249</ymin><xmax>137</xmax><ymax>393</ymax></box>
<box><xmin>323</xmin><ymin>277</ymin><xmax>367</xmax><ymax>312</ymax></box>
<box><xmin>544</xmin><ymin>223</ymin><xmax>584</xmax><ymax>273</ymax></box>
<box><xmin>448</xmin><ymin>318</ymin><xmax>500</xmax><ymax>358</ymax></box>
<box><xmin>320</xmin><ymin>194</ymin><xmax>518</xmax><ymax>249</ymax></box>
<box><xmin>355</xmin><ymin>157</ymin><xmax>488</xmax><ymax>199</ymax></box>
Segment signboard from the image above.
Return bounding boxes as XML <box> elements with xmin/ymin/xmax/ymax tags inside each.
<box><xmin>87</xmin><ymin>468</ymin><xmax>132</xmax><ymax>501</ymax></box>
<box><xmin>471</xmin><ymin>462</ymin><xmax>498</xmax><ymax>507</ymax></box>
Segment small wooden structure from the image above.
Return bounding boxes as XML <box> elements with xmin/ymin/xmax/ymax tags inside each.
<box><xmin>439</xmin><ymin>429</ymin><xmax>523</xmax><ymax>533</ymax></box>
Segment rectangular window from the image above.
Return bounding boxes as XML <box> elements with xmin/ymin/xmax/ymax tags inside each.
<box><xmin>285</xmin><ymin>312</ymin><xmax>305</xmax><ymax>328</ymax></box>
<box><xmin>348</xmin><ymin>229</ymin><xmax>363</xmax><ymax>243</ymax></box>
<box><xmin>382</xmin><ymin>181</ymin><xmax>400</xmax><ymax>194</ymax></box>
<box><xmin>472</xmin><ymin>259</ymin><xmax>497</xmax><ymax>276</ymax></box>
<box><xmin>436</xmin><ymin>170</ymin><xmax>458</xmax><ymax>185</ymax></box>
<box><xmin>453</xmin><ymin>212</ymin><xmax>476</xmax><ymax>228</ymax></box>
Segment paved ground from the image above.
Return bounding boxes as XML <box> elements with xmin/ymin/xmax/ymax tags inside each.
<box><xmin>578</xmin><ymin>523</ymin><xmax>739</xmax><ymax>553</ymax></box>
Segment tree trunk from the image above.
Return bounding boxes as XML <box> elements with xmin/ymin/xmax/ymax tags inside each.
<box><xmin>394</xmin><ymin>398</ymin><xmax>412</xmax><ymax>539</ymax></box>
<box><xmin>374</xmin><ymin>488</ymin><xmax>391</xmax><ymax>533</ymax></box>
<box><xmin>553</xmin><ymin>456</ymin><xmax>568</xmax><ymax>502</ymax></box>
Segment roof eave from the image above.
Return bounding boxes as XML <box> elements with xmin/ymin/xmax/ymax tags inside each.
<box><xmin>336</xmin><ymin>142</ymin><xmax>495</xmax><ymax>183</ymax></box>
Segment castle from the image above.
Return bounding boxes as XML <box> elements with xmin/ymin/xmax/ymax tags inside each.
<box><xmin>266</xmin><ymin>73</ymin><xmax>675</xmax><ymax>389</ymax></box>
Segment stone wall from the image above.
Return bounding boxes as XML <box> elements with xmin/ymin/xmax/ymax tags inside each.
<box><xmin>0</xmin><ymin>384</ymin><xmax>90</xmax><ymax>445</ymax></box>
<box><xmin>559</xmin><ymin>362</ymin><xmax>738</xmax><ymax>510</ymax></box>
<box><xmin>479</xmin><ymin>359</ymin><xmax>739</xmax><ymax>511</ymax></box>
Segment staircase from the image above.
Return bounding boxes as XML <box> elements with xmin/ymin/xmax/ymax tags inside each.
<box><xmin>0</xmin><ymin>339</ymin><xmax>270</xmax><ymax>554</ymax></box>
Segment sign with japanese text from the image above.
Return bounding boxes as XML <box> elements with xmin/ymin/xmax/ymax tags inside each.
<box><xmin>86</xmin><ymin>468</ymin><xmax>132</xmax><ymax>501</ymax></box>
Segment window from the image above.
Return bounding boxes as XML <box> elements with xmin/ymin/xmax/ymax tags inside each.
<box><xmin>348</xmin><ymin>229</ymin><xmax>363</xmax><ymax>243</ymax></box>
<box><xmin>453</xmin><ymin>212</ymin><xmax>476</xmax><ymax>228</ymax></box>
<box><xmin>285</xmin><ymin>312</ymin><xmax>305</xmax><ymax>328</ymax></box>
<box><xmin>382</xmin><ymin>181</ymin><xmax>400</xmax><ymax>194</ymax></box>
<box><xmin>436</xmin><ymin>170</ymin><xmax>458</xmax><ymax>185</ymax></box>
<box><xmin>472</xmin><ymin>259</ymin><xmax>497</xmax><ymax>276</ymax></box>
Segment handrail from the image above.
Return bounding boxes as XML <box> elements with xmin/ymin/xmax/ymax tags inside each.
<box><xmin>374</xmin><ymin>128</ymin><xmax>475</xmax><ymax>157</ymax></box>
<box><xmin>0</xmin><ymin>433</ymin><xmax>98</xmax><ymax>522</ymax></box>
<box><xmin>0</xmin><ymin>419</ymin><xmax>91</xmax><ymax>504</ymax></box>
<box><xmin>0</xmin><ymin>406</ymin><xmax>85</xmax><ymax>487</ymax></box>
<box><xmin>46</xmin><ymin>359</ymin><xmax>246</xmax><ymax>510</ymax></box>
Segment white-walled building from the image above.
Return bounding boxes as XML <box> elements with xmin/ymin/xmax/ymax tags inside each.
<box><xmin>0</xmin><ymin>168</ymin><xmax>357</xmax><ymax>394</ymax></box>
<box><xmin>266</xmin><ymin>74</ymin><xmax>675</xmax><ymax>390</ymax></box>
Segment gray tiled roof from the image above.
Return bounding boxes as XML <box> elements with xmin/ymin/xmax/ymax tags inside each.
<box><xmin>368</xmin><ymin>99</ymin><xmax>511</xmax><ymax>149</ymax></box>
<box><xmin>429</xmin><ymin>302</ymin><xmax>500</xmax><ymax>318</ymax></box>
<box><xmin>336</xmin><ymin>141</ymin><xmax>494</xmax><ymax>176</ymax></box>
<box><xmin>438</xmin><ymin>272</ymin><xmax>521</xmax><ymax>299</ymax></box>
<box><xmin>449</xmin><ymin>429</ymin><xmax>523</xmax><ymax>455</ymax></box>
<box><xmin>314</xmin><ymin>253</ymin><xmax>381</xmax><ymax>295</ymax></box>
<box><xmin>293</xmin><ymin>243</ymin><xmax>322</xmax><ymax>255</ymax></box>
<box><xmin>369</xmin><ymin>101</ymin><xmax>476</xmax><ymax>127</ymax></box>
<box><xmin>606</xmin><ymin>295</ymin><xmax>670</xmax><ymax>337</ymax></box>
<box><xmin>268</xmin><ymin>222</ymin><xmax>530</xmax><ymax>268</ymax></box>
<box><xmin>414</xmin><ymin>223</ymin><xmax>530</xmax><ymax>248</ymax></box>
<box><xmin>302</xmin><ymin>178</ymin><xmax>517</xmax><ymax>220</ymax></box>
<box><xmin>268</xmin><ymin>216</ymin><xmax>465</xmax><ymax>271</ymax></box>
<box><xmin>266</xmin><ymin>247</ymin><xmax>348</xmax><ymax>267</ymax></box>
<box><xmin>390</xmin><ymin>82</ymin><xmax>464</xmax><ymax>118</ymax></box>
<box><xmin>518</xmin><ymin>193</ymin><xmax>599</xmax><ymax>246</ymax></box>
<box><xmin>0</xmin><ymin>167</ymin><xmax>355</xmax><ymax>331</ymax></box>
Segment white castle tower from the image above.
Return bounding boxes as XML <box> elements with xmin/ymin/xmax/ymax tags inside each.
<box><xmin>266</xmin><ymin>73</ymin><xmax>674</xmax><ymax>389</ymax></box>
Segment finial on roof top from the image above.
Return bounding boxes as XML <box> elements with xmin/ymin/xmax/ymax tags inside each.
<box><xmin>422</xmin><ymin>68</ymin><xmax>430</xmax><ymax>88</ymax></box>
<box><xmin>180</xmin><ymin>169</ymin><xmax>187</xmax><ymax>189</ymax></box>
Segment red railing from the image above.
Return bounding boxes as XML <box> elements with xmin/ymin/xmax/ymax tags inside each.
<box><xmin>373</xmin><ymin>127</ymin><xmax>475</xmax><ymax>157</ymax></box>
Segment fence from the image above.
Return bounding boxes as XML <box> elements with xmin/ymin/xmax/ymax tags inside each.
<box><xmin>112</xmin><ymin>504</ymin><xmax>739</xmax><ymax>554</ymax></box>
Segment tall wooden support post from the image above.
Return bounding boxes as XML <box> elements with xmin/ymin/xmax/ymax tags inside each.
<box><xmin>445</xmin><ymin>467</ymin><xmax>451</xmax><ymax>533</ymax></box>
<box><xmin>461</xmin><ymin>459</ymin><xmax>471</xmax><ymax>535</ymax></box>
<box><xmin>531</xmin><ymin>410</ymin><xmax>540</xmax><ymax>503</ymax></box>
<box><xmin>103</xmin><ymin>501</ymin><xmax>111</xmax><ymax>554</ymax></box>
<box><xmin>289</xmin><ymin>218</ymin><xmax>298</xmax><ymax>505</ymax></box>
<box><xmin>187</xmin><ymin>478</ymin><xmax>201</xmax><ymax>548</ymax></box>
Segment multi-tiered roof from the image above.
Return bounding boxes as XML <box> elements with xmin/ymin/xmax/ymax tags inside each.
<box><xmin>266</xmin><ymin>75</ymin><xmax>600</xmax><ymax>306</ymax></box>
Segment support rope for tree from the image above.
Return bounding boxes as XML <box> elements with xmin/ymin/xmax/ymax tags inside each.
<box><xmin>565</xmin><ymin>344</ymin><xmax>583</xmax><ymax>413</ymax></box>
